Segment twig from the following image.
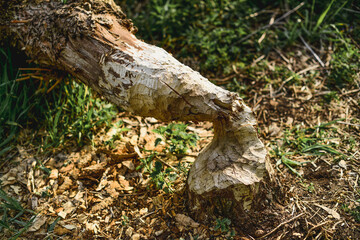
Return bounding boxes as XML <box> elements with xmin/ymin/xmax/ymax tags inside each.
<box><xmin>235</xmin><ymin>2</ymin><xmax>305</xmax><ymax>44</ymax></box>
<box><xmin>211</xmin><ymin>73</ymin><xmax>236</xmax><ymax>83</ymax></box>
<box><xmin>275</xmin><ymin>64</ymin><xmax>319</xmax><ymax>93</ymax></box>
<box><xmin>340</xmin><ymin>88</ymin><xmax>360</xmax><ymax>96</ymax></box>
<box><xmin>155</xmin><ymin>156</ymin><xmax>180</xmax><ymax>172</ymax></box>
<box><xmin>16</xmin><ymin>76</ymin><xmax>30</xmax><ymax>82</ymax></box>
<box><xmin>47</xmin><ymin>77</ymin><xmax>63</xmax><ymax>93</ymax></box>
<box><xmin>138</xmin><ymin>209</ymin><xmax>159</xmax><ymax>220</ymax></box>
<box><xmin>299</xmin><ymin>36</ymin><xmax>325</xmax><ymax>67</ymax></box>
<box><xmin>303</xmin><ymin>220</ymin><xmax>332</xmax><ymax>240</ymax></box>
<box><xmin>258</xmin><ymin>213</ymin><xmax>305</xmax><ymax>239</ymax></box>
<box><xmin>18</xmin><ymin>68</ymin><xmax>51</xmax><ymax>71</ymax></box>
<box><xmin>337</xmin><ymin>121</ymin><xmax>360</xmax><ymax>128</ymax></box>
<box><xmin>11</xmin><ymin>19</ymin><xmax>32</xmax><ymax>23</ymax></box>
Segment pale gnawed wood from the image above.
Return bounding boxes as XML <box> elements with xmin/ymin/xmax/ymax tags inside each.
<box><xmin>7</xmin><ymin>0</ymin><xmax>268</xmax><ymax>222</ymax></box>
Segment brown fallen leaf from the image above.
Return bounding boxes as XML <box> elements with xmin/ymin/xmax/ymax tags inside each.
<box><xmin>122</xmin><ymin>160</ymin><xmax>135</xmax><ymax>170</ymax></box>
<box><xmin>82</xmin><ymin>162</ymin><xmax>106</xmax><ymax>177</ymax></box>
<box><xmin>49</xmin><ymin>169</ymin><xmax>59</xmax><ymax>179</ymax></box>
<box><xmin>314</xmin><ymin>203</ymin><xmax>341</xmax><ymax>220</ymax></box>
<box><xmin>175</xmin><ymin>213</ymin><xmax>200</xmax><ymax>231</ymax></box>
<box><xmin>0</xmin><ymin>169</ymin><xmax>17</xmax><ymax>186</ymax></box>
<box><xmin>91</xmin><ymin>197</ymin><xmax>113</xmax><ymax>213</ymax></box>
<box><xmin>58</xmin><ymin>201</ymin><xmax>76</xmax><ymax>219</ymax></box>
<box><xmin>105</xmin><ymin>181</ymin><xmax>122</xmax><ymax>198</ymax></box>
<box><xmin>28</xmin><ymin>214</ymin><xmax>47</xmax><ymax>232</ymax></box>
<box><xmin>54</xmin><ymin>225</ymin><xmax>71</xmax><ymax>235</ymax></box>
<box><xmin>57</xmin><ymin>176</ymin><xmax>73</xmax><ymax>194</ymax></box>
<box><xmin>59</xmin><ymin>163</ymin><xmax>75</xmax><ymax>173</ymax></box>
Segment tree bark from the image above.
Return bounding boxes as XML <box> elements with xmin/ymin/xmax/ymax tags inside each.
<box><xmin>4</xmin><ymin>0</ymin><xmax>269</xmax><ymax>222</ymax></box>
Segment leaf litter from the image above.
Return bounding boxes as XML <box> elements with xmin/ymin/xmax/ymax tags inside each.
<box><xmin>0</xmin><ymin>49</ymin><xmax>359</xmax><ymax>239</ymax></box>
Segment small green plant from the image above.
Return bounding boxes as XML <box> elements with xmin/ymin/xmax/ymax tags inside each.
<box><xmin>323</xmin><ymin>91</ymin><xmax>339</xmax><ymax>103</ymax></box>
<box><xmin>104</xmin><ymin>121</ymin><xmax>130</xmax><ymax>149</ymax></box>
<box><xmin>47</xmin><ymin>216</ymin><xmax>61</xmax><ymax>235</ymax></box>
<box><xmin>273</xmin><ymin>148</ymin><xmax>307</xmax><ymax>177</ymax></box>
<box><xmin>327</xmin><ymin>25</ymin><xmax>360</xmax><ymax>88</ymax></box>
<box><xmin>301</xmin><ymin>181</ymin><xmax>315</xmax><ymax>193</ymax></box>
<box><xmin>214</xmin><ymin>217</ymin><xmax>235</xmax><ymax>238</ymax></box>
<box><xmin>214</xmin><ymin>217</ymin><xmax>231</xmax><ymax>232</ymax></box>
<box><xmin>137</xmin><ymin>152</ymin><xmax>178</xmax><ymax>193</ymax></box>
<box><xmin>153</xmin><ymin>123</ymin><xmax>198</xmax><ymax>155</ymax></box>
<box><xmin>0</xmin><ymin>188</ymin><xmax>36</xmax><ymax>239</ymax></box>
<box><xmin>351</xmin><ymin>206</ymin><xmax>360</xmax><ymax>223</ymax></box>
<box><xmin>271</xmin><ymin>120</ymin><xmax>348</xmax><ymax>176</ymax></box>
<box><xmin>121</xmin><ymin>215</ymin><xmax>129</xmax><ymax>226</ymax></box>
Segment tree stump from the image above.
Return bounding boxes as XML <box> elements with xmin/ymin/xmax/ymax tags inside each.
<box><xmin>4</xmin><ymin>0</ymin><xmax>269</xmax><ymax>223</ymax></box>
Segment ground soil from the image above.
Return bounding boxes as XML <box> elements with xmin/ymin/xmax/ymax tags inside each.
<box><xmin>0</xmin><ymin>47</ymin><xmax>359</xmax><ymax>240</ymax></box>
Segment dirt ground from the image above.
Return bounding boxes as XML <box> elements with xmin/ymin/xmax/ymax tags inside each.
<box><xmin>1</xmin><ymin>47</ymin><xmax>359</xmax><ymax>239</ymax></box>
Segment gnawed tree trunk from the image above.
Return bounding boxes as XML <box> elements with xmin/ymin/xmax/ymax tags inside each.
<box><xmin>3</xmin><ymin>0</ymin><xmax>269</xmax><ymax>222</ymax></box>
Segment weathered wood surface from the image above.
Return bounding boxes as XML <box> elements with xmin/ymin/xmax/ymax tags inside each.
<box><xmin>5</xmin><ymin>0</ymin><xmax>268</xmax><ymax>221</ymax></box>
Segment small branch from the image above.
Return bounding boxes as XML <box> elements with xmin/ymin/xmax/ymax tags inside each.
<box><xmin>340</xmin><ymin>88</ymin><xmax>360</xmax><ymax>96</ymax></box>
<box><xmin>155</xmin><ymin>156</ymin><xmax>180</xmax><ymax>172</ymax></box>
<box><xmin>337</xmin><ymin>121</ymin><xmax>360</xmax><ymax>128</ymax></box>
<box><xmin>303</xmin><ymin>220</ymin><xmax>332</xmax><ymax>240</ymax></box>
<box><xmin>11</xmin><ymin>19</ymin><xmax>32</xmax><ymax>23</ymax></box>
<box><xmin>236</xmin><ymin>2</ymin><xmax>305</xmax><ymax>44</ymax></box>
<box><xmin>18</xmin><ymin>68</ymin><xmax>51</xmax><ymax>71</ymax></box>
<box><xmin>258</xmin><ymin>213</ymin><xmax>305</xmax><ymax>239</ymax></box>
<box><xmin>299</xmin><ymin>36</ymin><xmax>325</xmax><ymax>67</ymax></box>
<box><xmin>275</xmin><ymin>64</ymin><xmax>319</xmax><ymax>93</ymax></box>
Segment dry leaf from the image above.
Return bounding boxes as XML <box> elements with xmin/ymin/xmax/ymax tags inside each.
<box><xmin>82</xmin><ymin>162</ymin><xmax>106</xmax><ymax>176</ymax></box>
<box><xmin>63</xmin><ymin>224</ymin><xmax>77</xmax><ymax>230</ymax></box>
<box><xmin>125</xmin><ymin>226</ymin><xmax>134</xmax><ymax>237</ymax></box>
<box><xmin>175</xmin><ymin>214</ymin><xmax>200</xmax><ymax>229</ymax></box>
<box><xmin>269</xmin><ymin>122</ymin><xmax>281</xmax><ymax>137</ymax></box>
<box><xmin>58</xmin><ymin>176</ymin><xmax>73</xmax><ymax>194</ymax></box>
<box><xmin>118</xmin><ymin>175</ymin><xmax>133</xmax><ymax>191</ymax></box>
<box><xmin>131</xmin><ymin>233</ymin><xmax>141</xmax><ymax>240</ymax></box>
<box><xmin>0</xmin><ymin>169</ymin><xmax>17</xmax><ymax>186</ymax></box>
<box><xmin>60</xmin><ymin>163</ymin><xmax>75</xmax><ymax>173</ymax></box>
<box><xmin>28</xmin><ymin>215</ymin><xmax>47</xmax><ymax>232</ymax></box>
<box><xmin>130</xmin><ymin>135</ymin><xmax>138</xmax><ymax>145</ymax></box>
<box><xmin>86</xmin><ymin>221</ymin><xmax>100</xmax><ymax>234</ymax></box>
<box><xmin>91</xmin><ymin>197</ymin><xmax>113</xmax><ymax>213</ymax></box>
<box><xmin>54</xmin><ymin>225</ymin><xmax>71</xmax><ymax>235</ymax></box>
<box><xmin>122</xmin><ymin>160</ymin><xmax>135</xmax><ymax>170</ymax></box>
<box><xmin>10</xmin><ymin>185</ymin><xmax>21</xmax><ymax>195</ymax></box>
<box><xmin>338</xmin><ymin>160</ymin><xmax>347</xmax><ymax>169</ymax></box>
<box><xmin>314</xmin><ymin>203</ymin><xmax>341</xmax><ymax>220</ymax></box>
<box><xmin>140</xmin><ymin>208</ymin><xmax>148</xmax><ymax>215</ymax></box>
<box><xmin>58</xmin><ymin>201</ymin><xmax>75</xmax><ymax>219</ymax></box>
<box><xmin>95</xmin><ymin>167</ymin><xmax>110</xmax><ymax>191</ymax></box>
<box><xmin>49</xmin><ymin>169</ymin><xmax>59</xmax><ymax>179</ymax></box>
<box><xmin>105</xmin><ymin>181</ymin><xmax>121</xmax><ymax>197</ymax></box>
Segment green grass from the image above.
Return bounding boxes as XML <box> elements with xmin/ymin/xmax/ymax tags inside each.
<box><xmin>271</xmin><ymin>119</ymin><xmax>348</xmax><ymax>176</ymax></box>
<box><xmin>0</xmin><ymin>48</ymin><xmax>39</xmax><ymax>158</ymax></box>
<box><xmin>120</xmin><ymin>0</ymin><xmax>359</xmax><ymax>86</ymax></box>
<box><xmin>0</xmin><ymin>47</ymin><xmax>118</xmax><ymax>157</ymax></box>
<box><xmin>41</xmin><ymin>80</ymin><xmax>117</xmax><ymax>149</ymax></box>
<box><xmin>0</xmin><ymin>188</ymin><xmax>36</xmax><ymax>240</ymax></box>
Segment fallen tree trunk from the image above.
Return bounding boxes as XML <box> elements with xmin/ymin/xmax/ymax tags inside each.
<box><xmin>3</xmin><ymin>0</ymin><xmax>269</xmax><ymax>222</ymax></box>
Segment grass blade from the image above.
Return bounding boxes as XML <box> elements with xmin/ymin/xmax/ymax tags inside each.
<box><xmin>314</xmin><ymin>0</ymin><xmax>336</xmax><ymax>31</ymax></box>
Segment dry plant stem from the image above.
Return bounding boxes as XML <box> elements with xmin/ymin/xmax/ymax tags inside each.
<box><xmin>8</xmin><ymin>0</ymin><xmax>267</xmax><ymax>221</ymax></box>
<box><xmin>258</xmin><ymin>213</ymin><xmax>305</xmax><ymax>239</ymax></box>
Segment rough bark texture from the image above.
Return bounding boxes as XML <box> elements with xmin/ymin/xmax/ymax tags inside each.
<box><xmin>5</xmin><ymin>0</ymin><xmax>268</xmax><ymax>222</ymax></box>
